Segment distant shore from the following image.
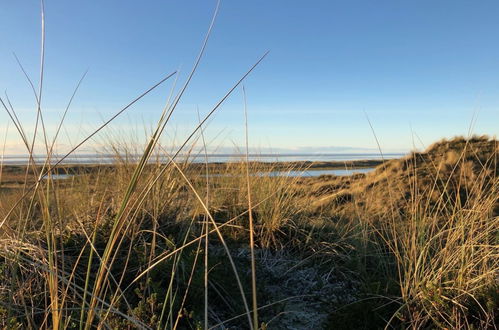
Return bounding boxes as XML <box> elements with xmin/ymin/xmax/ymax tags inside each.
<box><xmin>0</xmin><ymin>159</ymin><xmax>386</xmax><ymax>187</ymax></box>
<box><xmin>2</xmin><ymin>159</ymin><xmax>385</xmax><ymax>174</ymax></box>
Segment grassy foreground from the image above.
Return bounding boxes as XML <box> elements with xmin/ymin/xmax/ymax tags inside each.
<box><xmin>0</xmin><ymin>136</ymin><xmax>497</xmax><ymax>329</ymax></box>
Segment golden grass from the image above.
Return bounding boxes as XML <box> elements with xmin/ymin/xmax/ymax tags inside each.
<box><xmin>0</xmin><ymin>3</ymin><xmax>496</xmax><ymax>327</ymax></box>
<box><xmin>1</xmin><ymin>127</ymin><xmax>498</xmax><ymax>330</ymax></box>
<box><xmin>301</xmin><ymin>136</ymin><xmax>498</xmax><ymax>329</ymax></box>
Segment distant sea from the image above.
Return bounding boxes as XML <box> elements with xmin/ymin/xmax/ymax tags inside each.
<box><xmin>2</xmin><ymin>153</ymin><xmax>405</xmax><ymax>165</ymax></box>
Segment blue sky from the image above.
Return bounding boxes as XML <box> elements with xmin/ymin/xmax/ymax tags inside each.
<box><xmin>1</xmin><ymin>1</ymin><xmax>498</xmax><ymax>155</ymax></box>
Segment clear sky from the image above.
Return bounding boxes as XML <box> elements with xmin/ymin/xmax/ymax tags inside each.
<box><xmin>1</xmin><ymin>1</ymin><xmax>498</xmax><ymax>155</ymax></box>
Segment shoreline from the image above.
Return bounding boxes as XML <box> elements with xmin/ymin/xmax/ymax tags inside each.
<box><xmin>1</xmin><ymin>159</ymin><xmax>385</xmax><ymax>174</ymax></box>
<box><xmin>0</xmin><ymin>159</ymin><xmax>386</xmax><ymax>187</ymax></box>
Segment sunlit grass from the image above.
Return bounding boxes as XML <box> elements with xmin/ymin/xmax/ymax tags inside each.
<box><xmin>0</xmin><ymin>2</ymin><xmax>497</xmax><ymax>329</ymax></box>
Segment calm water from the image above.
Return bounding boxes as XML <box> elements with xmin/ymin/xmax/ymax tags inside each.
<box><xmin>13</xmin><ymin>153</ymin><xmax>388</xmax><ymax>180</ymax></box>
<box><xmin>42</xmin><ymin>174</ymin><xmax>74</xmax><ymax>180</ymax></box>
<box><xmin>41</xmin><ymin>167</ymin><xmax>374</xmax><ymax>180</ymax></box>
<box><xmin>2</xmin><ymin>153</ymin><xmax>403</xmax><ymax>165</ymax></box>
<box><xmin>264</xmin><ymin>167</ymin><xmax>374</xmax><ymax>177</ymax></box>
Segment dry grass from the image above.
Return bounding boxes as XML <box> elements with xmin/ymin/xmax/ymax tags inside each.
<box><xmin>0</xmin><ymin>3</ymin><xmax>497</xmax><ymax>327</ymax></box>
<box><xmin>1</xmin><ymin>136</ymin><xmax>497</xmax><ymax>329</ymax></box>
<box><xmin>301</xmin><ymin>136</ymin><xmax>499</xmax><ymax>329</ymax></box>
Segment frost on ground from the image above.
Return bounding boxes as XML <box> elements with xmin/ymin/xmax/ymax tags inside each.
<box><xmin>210</xmin><ymin>248</ymin><xmax>358</xmax><ymax>329</ymax></box>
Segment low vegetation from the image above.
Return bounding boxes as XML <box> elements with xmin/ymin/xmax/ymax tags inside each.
<box><xmin>0</xmin><ymin>136</ymin><xmax>497</xmax><ymax>329</ymax></box>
